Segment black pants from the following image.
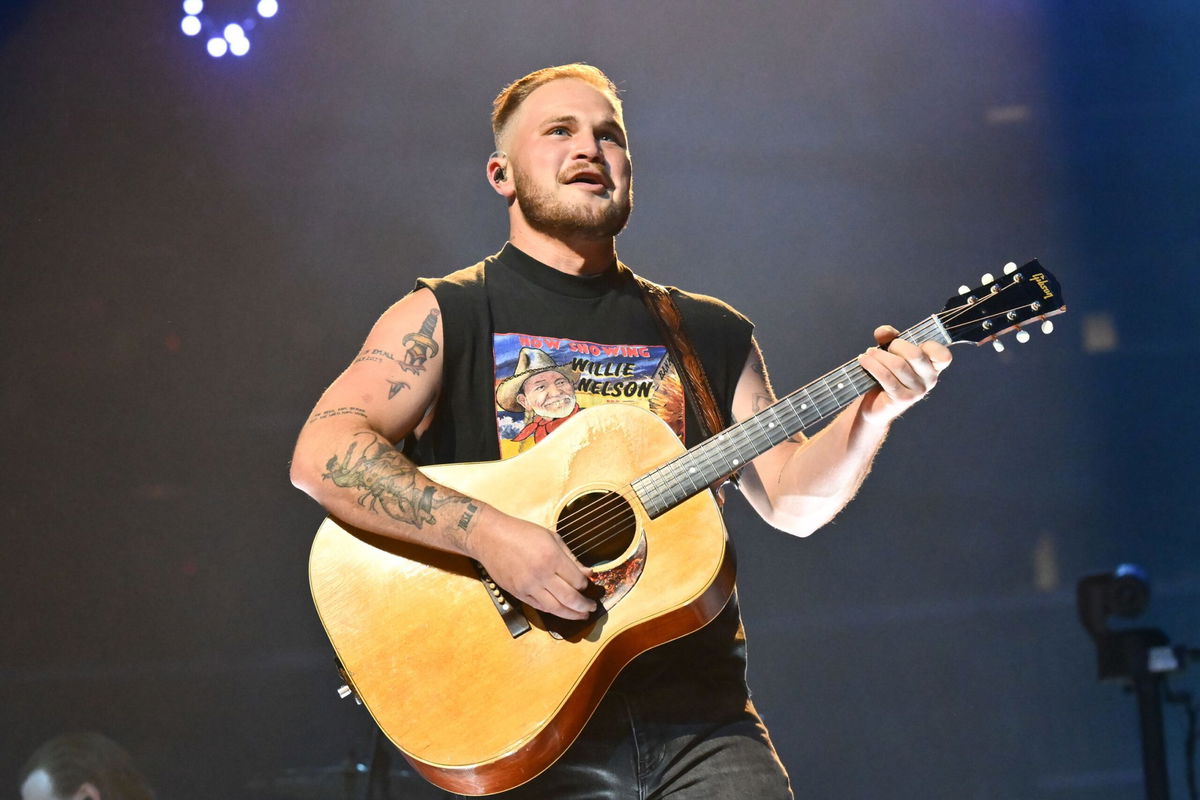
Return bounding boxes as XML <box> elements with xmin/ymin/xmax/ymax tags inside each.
<box><xmin>442</xmin><ymin>687</ymin><xmax>793</xmax><ymax>800</ymax></box>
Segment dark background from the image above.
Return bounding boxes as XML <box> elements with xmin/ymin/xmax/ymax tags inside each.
<box><xmin>3</xmin><ymin>1</ymin><xmax>1198</xmax><ymax>797</ymax></box>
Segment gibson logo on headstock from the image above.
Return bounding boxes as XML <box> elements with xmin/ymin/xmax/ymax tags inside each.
<box><xmin>1032</xmin><ymin>272</ymin><xmax>1054</xmax><ymax>301</ymax></box>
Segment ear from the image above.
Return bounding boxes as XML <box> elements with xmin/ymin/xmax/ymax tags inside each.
<box><xmin>73</xmin><ymin>782</ymin><xmax>101</xmax><ymax>800</ymax></box>
<box><xmin>487</xmin><ymin>151</ymin><xmax>513</xmax><ymax>198</ymax></box>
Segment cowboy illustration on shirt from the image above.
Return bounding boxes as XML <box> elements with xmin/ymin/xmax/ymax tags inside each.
<box><xmin>495</xmin><ymin>347</ymin><xmax>583</xmax><ymax>449</ymax></box>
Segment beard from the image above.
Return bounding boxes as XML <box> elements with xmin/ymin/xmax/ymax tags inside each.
<box><xmin>527</xmin><ymin>392</ymin><xmax>576</xmax><ymax>419</ymax></box>
<box><xmin>514</xmin><ymin>164</ymin><xmax>633</xmax><ymax>240</ymax></box>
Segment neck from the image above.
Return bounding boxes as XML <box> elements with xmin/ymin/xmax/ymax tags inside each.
<box><xmin>508</xmin><ymin>220</ymin><xmax>616</xmax><ymax>276</ymax></box>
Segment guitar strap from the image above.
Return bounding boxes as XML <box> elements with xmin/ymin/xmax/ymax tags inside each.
<box><xmin>633</xmin><ymin>273</ymin><xmax>740</xmax><ymax>495</ymax></box>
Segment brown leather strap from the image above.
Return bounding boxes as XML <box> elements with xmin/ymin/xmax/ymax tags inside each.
<box><xmin>633</xmin><ymin>276</ymin><xmax>726</xmax><ymax>441</ymax></box>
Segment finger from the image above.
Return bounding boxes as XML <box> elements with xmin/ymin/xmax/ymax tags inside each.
<box><xmin>554</xmin><ymin>539</ymin><xmax>594</xmax><ymax>585</ymax></box>
<box><xmin>873</xmin><ymin>325</ymin><xmax>900</xmax><ymax>347</ymax></box>
<box><xmin>878</xmin><ymin>339</ymin><xmax>942</xmax><ymax>390</ymax></box>
<box><xmin>528</xmin><ymin>587</ymin><xmax>589</xmax><ymax>620</ymax></box>
<box><xmin>860</xmin><ymin>348</ymin><xmax>923</xmax><ymax>394</ymax></box>
<box><xmin>532</xmin><ymin>580</ymin><xmax>593</xmax><ymax>619</ymax></box>
<box><xmin>922</xmin><ymin>341</ymin><xmax>953</xmax><ymax>372</ymax></box>
<box><xmin>550</xmin><ymin>574</ymin><xmax>597</xmax><ymax>615</ymax></box>
<box><xmin>900</xmin><ymin>348</ymin><xmax>941</xmax><ymax>389</ymax></box>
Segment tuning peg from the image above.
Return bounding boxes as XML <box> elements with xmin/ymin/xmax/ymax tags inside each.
<box><xmin>992</xmin><ymin>340</ymin><xmax>1005</xmax><ymax>353</ymax></box>
<box><xmin>958</xmin><ymin>285</ymin><xmax>971</xmax><ymax>295</ymax></box>
<box><xmin>981</xmin><ymin>272</ymin><xmax>995</xmax><ymax>285</ymax></box>
<box><xmin>1015</xmin><ymin>329</ymin><xmax>1031</xmax><ymax>344</ymax></box>
<box><xmin>1003</xmin><ymin>262</ymin><xmax>1018</xmax><ymax>275</ymax></box>
<box><xmin>1041</xmin><ymin>320</ymin><xmax>1054</xmax><ymax>335</ymax></box>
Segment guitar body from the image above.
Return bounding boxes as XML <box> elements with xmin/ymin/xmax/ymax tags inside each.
<box><xmin>308</xmin><ymin>404</ymin><xmax>735</xmax><ymax>795</ymax></box>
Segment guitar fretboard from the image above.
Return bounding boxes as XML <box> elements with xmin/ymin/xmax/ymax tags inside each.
<box><xmin>631</xmin><ymin>315</ymin><xmax>951</xmax><ymax>517</ymax></box>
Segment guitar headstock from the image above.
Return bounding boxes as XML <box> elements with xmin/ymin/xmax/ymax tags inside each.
<box><xmin>940</xmin><ymin>260</ymin><xmax>1066</xmax><ymax>350</ymax></box>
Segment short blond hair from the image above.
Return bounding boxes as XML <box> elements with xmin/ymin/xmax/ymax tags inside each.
<box><xmin>491</xmin><ymin>64</ymin><xmax>622</xmax><ymax>148</ymax></box>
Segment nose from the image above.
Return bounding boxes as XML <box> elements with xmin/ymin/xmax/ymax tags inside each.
<box><xmin>570</xmin><ymin>131</ymin><xmax>603</xmax><ymax>162</ymax></box>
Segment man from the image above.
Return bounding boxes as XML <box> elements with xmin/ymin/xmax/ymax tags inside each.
<box><xmin>291</xmin><ymin>63</ymin><xmax>951</xmax><ymax>798</ymax></box>
<box><xmin>19</xmin><ymin>733</ymin><xmax>154</xmax><ymax>800</ymax></box>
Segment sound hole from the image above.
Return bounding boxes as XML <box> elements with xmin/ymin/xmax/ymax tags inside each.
<box><xmin>557</xmin><ymin>491</ymin><xmax>637</xmax><ymax>568</ymax></box>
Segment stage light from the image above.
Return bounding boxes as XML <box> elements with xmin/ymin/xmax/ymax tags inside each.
<box><xmin>180</xmin><ymin>2</ymin><xmax>278</xmax><ymax>58</ymax></box>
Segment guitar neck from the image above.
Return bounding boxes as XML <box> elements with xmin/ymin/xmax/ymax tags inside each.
<box><xmin>632</xmin><ymin>314</ymin><xmax>952</xmax><ymax>517</ymax></box>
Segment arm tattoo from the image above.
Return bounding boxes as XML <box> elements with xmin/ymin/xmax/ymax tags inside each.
<box><xmin>397</xmin><ymin>309</ymin><xmax>440</xmax><ymax>375</ymax></box>
<box><xmin>457</xmin><ymin>502</ymin><xmax>480</xmax><ymax>532</ymax></box>
<box><xmin>355</xmin><ymin>309</ymin><xmax>441</xmax><ymax>399</ymax></box>
<box><xmin>307</xmin><ymin>407</ymin><xmax>368</xmax><ymax>424</ymax></box>
<box><xmin>353</xmin><ymin>348</ymin><xmax>395</xmax><ymax>365</ymax></box>
<box><xmin>322</xmin><ymin>432</ymin><xmax>467</xmax><ymax>531</ymax></box>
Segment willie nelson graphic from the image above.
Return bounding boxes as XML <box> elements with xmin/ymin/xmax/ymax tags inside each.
<box><xmin>494</xmin><ymin>347</ymin><xmax>582</xmax><ymax>450</ymax></box>
<box><xmin>492</xmin><ymin>336</ymin><xmax>687</xmax><ymax>458</ymax></box>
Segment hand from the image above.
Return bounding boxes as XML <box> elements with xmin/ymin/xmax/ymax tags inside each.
<box><xmin>856</xmin><ymin>325</ymin><xmax>952</xmax><ymax>425</ymax></box>
<box><xmin>468</xmin><ymin>506</ymin><xmax>597</xmax><ymax>621</ymax></box>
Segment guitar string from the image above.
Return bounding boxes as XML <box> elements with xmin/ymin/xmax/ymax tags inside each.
<box><xmin>388</xmin><ymin>289</ymin><xmax>1046</xmax><ymax>595</ymax></box>
<box><xmin>554</xmin><ymin>293</ymin><xmax>1042</xmax><ymax>559</ymax></box>
<box><xmin>444</xmin><ymin>290</ymin><xmax>1042</xmax><ymax>570</ymax></box>
<box><xmin>556</xmin><ymin>314</ymin><xmax>950</xmax><ymax>555</ymax></box>
<box><xmin>557</xmin><ymin>284</ymin><xmax>1055</xmax><ymax>558</ymax></box>
<box><xmin>556</xmin><ymin>318</ymin><xmax>944</xmax><ymax>558</ymax></box>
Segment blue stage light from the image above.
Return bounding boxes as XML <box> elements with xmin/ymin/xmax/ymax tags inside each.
<box><xmin>180</xmin><ymin>2</ymin><xmax>278</xmax><ymax>58</ymax></box>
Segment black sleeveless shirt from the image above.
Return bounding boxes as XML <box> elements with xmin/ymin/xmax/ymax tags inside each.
<box><xmin>406</xmin><ymin>244</ymin><xmax>757</xmax><ymax>711</ymax></box>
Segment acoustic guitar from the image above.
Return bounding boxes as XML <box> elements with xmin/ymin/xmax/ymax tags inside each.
<box><xmin>309</xmin><ymin>261</ymin><xmax>1065</xmax><ymax>795</ymax></box>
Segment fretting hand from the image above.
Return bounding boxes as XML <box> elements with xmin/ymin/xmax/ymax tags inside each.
<box><xmin>856</xmin><ymin>325</ymin><xmax>952</xmax><ymax>425</ymax></box>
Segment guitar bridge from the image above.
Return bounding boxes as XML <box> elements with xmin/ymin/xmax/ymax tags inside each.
<box><xmin>474</xmin><ymin>562</ymin><xmax>531</xmax><ymax>638</ymax></box>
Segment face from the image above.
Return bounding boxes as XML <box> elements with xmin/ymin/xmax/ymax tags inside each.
<box><xmin>517</xmin><ymin>370</ymin><xmax>577</xmax><ymax>419</ymax></box>
<box><xmin>502</xmin><ymin>79</ymin><xmax>633</xmax><ymax>240</ymax></box>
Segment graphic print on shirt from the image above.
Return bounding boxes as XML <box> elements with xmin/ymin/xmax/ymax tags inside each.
<box><xmin>493</xmin><ymin>332</ymin><xmax>684</xmax><ymax>460</ymax></box>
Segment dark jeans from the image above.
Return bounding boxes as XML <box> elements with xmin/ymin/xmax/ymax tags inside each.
<box><xmin>443</xmin><ymin>686</ymin><xmax>793</xmax><ymax>800</ymax></box>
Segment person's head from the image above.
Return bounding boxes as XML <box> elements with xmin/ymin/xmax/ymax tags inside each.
<box><xmin>490</xmin><ymin>64</ymin><xmax>623</xmax><ymax>152</ymax></box>
<box><xmin>487</xmin><ymin>64</ymin><xmax>632</xmax><ymax>242</ymax></box>
<box><xmin>495</xmin><ymin>347</ymin><xmax>578</xmax><ymax>418</ymax></box>
<box><xmin>19</xmin><ymin>733</ymin><xmax>153</xmax><ymax>800</ymax></box>
<box><xmin>516</xmin><ymin>369</ymin><xmax>577</xmax><ymax>419</ymax></box>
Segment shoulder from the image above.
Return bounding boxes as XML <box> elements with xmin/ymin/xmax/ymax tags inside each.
<box><xmin>667</xmin><ymin>286</ymin><xmax>753</xmax><ymax>336</ymax></box>
<box><xmin>620</xmin><ymin>261</ymin><xmax>754</xmax><ymax>335</ymax></box>
<box><xmin>414</xmin><ymin>258</ymin><xmax>489</xmax><ymax>295</ymax></box>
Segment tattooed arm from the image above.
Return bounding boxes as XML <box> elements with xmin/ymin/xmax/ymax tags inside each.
<box><xmin>732</xmin><ymin>331</ymin><xmax>950</xmax><ymax>537</ymax></box>
<box><xmin>289</xmin><ymin>289</ymin><xmax>594</xmax><ymax>620</ymax></box>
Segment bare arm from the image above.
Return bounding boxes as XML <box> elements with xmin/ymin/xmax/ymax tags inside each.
<box><xmin>290</xmin><ymin>289</ymin><xmax>595</xmax><ymax>619</ymax></box>
<box><xmin>733</xmin><ymin>327</ymin><xmax>952</xmax><ymax>537</ymax></box>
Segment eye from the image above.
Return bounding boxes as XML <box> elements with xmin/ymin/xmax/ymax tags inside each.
<box><xmin>599</xmin><ymin>131</ymin><xmax>627</xmax><ymax>148</ymax></box>
<box><xmin>548</xmin><ymin>126</ymin><xmax>570</xmax><ymax>136</ymax></box>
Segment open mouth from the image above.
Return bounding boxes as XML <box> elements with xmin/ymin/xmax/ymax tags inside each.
<box><xmin>564</xmin><ymin>172</ymin><xmax>609</xmax><ymax>189</ymax></box>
